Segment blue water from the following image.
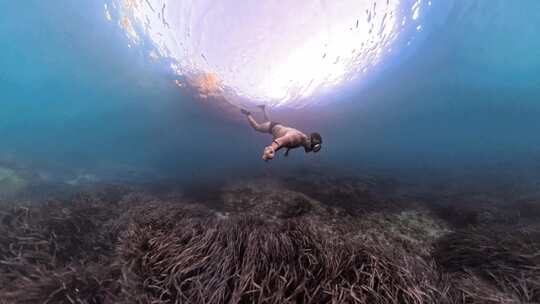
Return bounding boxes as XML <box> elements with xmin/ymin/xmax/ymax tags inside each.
<box><xmin>1</xmin><ymin>1</ymin><xmax>540</xmax><ymax>186</ymax></box>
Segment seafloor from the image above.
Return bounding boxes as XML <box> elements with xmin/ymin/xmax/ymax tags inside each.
<box><xmin>0</xmin><ymin>167</ymin><xmax>539</xmax><ymax>304</ymax></box>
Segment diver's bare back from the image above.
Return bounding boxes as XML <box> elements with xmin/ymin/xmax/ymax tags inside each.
<box><xmin>271</xmin><ymin>125</ymin><xmax>306</xmax><ymax>149</ymax></box>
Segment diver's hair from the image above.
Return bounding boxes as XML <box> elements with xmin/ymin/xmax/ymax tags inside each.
<box><xmin>310</xmin><ymin>132</ymin><xmax>322</xmax><ymax>144</ymax></box>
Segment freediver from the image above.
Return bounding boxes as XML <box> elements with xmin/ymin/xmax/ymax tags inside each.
<box><xmin>241</xmin><ymin>105</ymin><xmax>322</xmax><ymax>161</ymax></box>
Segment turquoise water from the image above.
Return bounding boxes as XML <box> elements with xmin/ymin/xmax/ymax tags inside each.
<box><xmin>1</xmin><ymin>1</ymin><xmax>539</xmax><ymax>185</ymax></box>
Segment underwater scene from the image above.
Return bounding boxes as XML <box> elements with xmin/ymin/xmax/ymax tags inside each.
<box><xmin>1</xmin><ymin>0</ymin><xmax>540</xmax><ymax>303</ymax></box>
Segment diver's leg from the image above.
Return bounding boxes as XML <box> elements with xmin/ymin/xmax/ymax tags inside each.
<box><xmin>247</xmin><ymin>115</ymin><xmax>272</xmax><ymax>133</ymax></box>
<box><xmin>258</xmin><ymin>105</ymin><xmax>270</xmax><ymax>121</ymax></box>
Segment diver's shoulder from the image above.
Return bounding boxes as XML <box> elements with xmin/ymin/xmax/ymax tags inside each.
<box><xmin>293</xmin><ymin>128</ymin><xmax>307</xmax><ymax>137</ymax></box>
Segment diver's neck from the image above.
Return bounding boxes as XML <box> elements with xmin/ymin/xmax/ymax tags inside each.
<box><xmin>303</xmin><ymin>137</ymin><xmax>312</xmax><ymax>152</ymax></box>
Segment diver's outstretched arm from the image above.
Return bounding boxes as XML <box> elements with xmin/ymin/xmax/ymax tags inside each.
<box><xmin>262</xmin><ymin>134</ymin><xmax>299</xmax><ymax>161</ymax></box>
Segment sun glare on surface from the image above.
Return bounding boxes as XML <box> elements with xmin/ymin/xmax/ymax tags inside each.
<box><xmin>108</xmin><ymin>0</ymin><xmax>426</xmax><ymax>107</ymax></box>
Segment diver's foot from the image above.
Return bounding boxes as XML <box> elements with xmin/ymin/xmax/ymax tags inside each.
<box><xmin>241</xmin><ymin>108</ymin><xmax>251</xmax><ymax>116</ymax></box>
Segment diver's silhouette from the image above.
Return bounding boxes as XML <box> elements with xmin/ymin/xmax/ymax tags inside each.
<box><xmin>241</xmin><ymin>105</ymin><xmax>322</xmax><ymax>161</ymax></box>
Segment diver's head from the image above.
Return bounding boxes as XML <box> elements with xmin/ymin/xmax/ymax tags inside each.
<box><xmin>308</xmin><ymin>132</ymin><xmax>322</xmax><ymax>153</ymax></box>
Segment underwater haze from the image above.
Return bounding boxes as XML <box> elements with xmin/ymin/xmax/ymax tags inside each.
<box><xmin>1</xmin><ymin>0</ymin><xmax>540</xmax><ymax>186</ymax></box>
<box><xmin>3</xmin><ymin>2</ymin><xmax>540</xmax><ymax>303</ymax></box>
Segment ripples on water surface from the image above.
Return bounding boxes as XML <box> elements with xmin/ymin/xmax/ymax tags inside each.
<box><xmin>106</xmin><ymin>0</ymin><xmax>447</xmax><ymax>107</ymax></box>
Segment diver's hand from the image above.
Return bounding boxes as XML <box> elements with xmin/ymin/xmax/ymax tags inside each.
<box><xmin>262</xmin><ymin>146</ymin><xmax>275</xmax><ymax>161</ymax></box>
